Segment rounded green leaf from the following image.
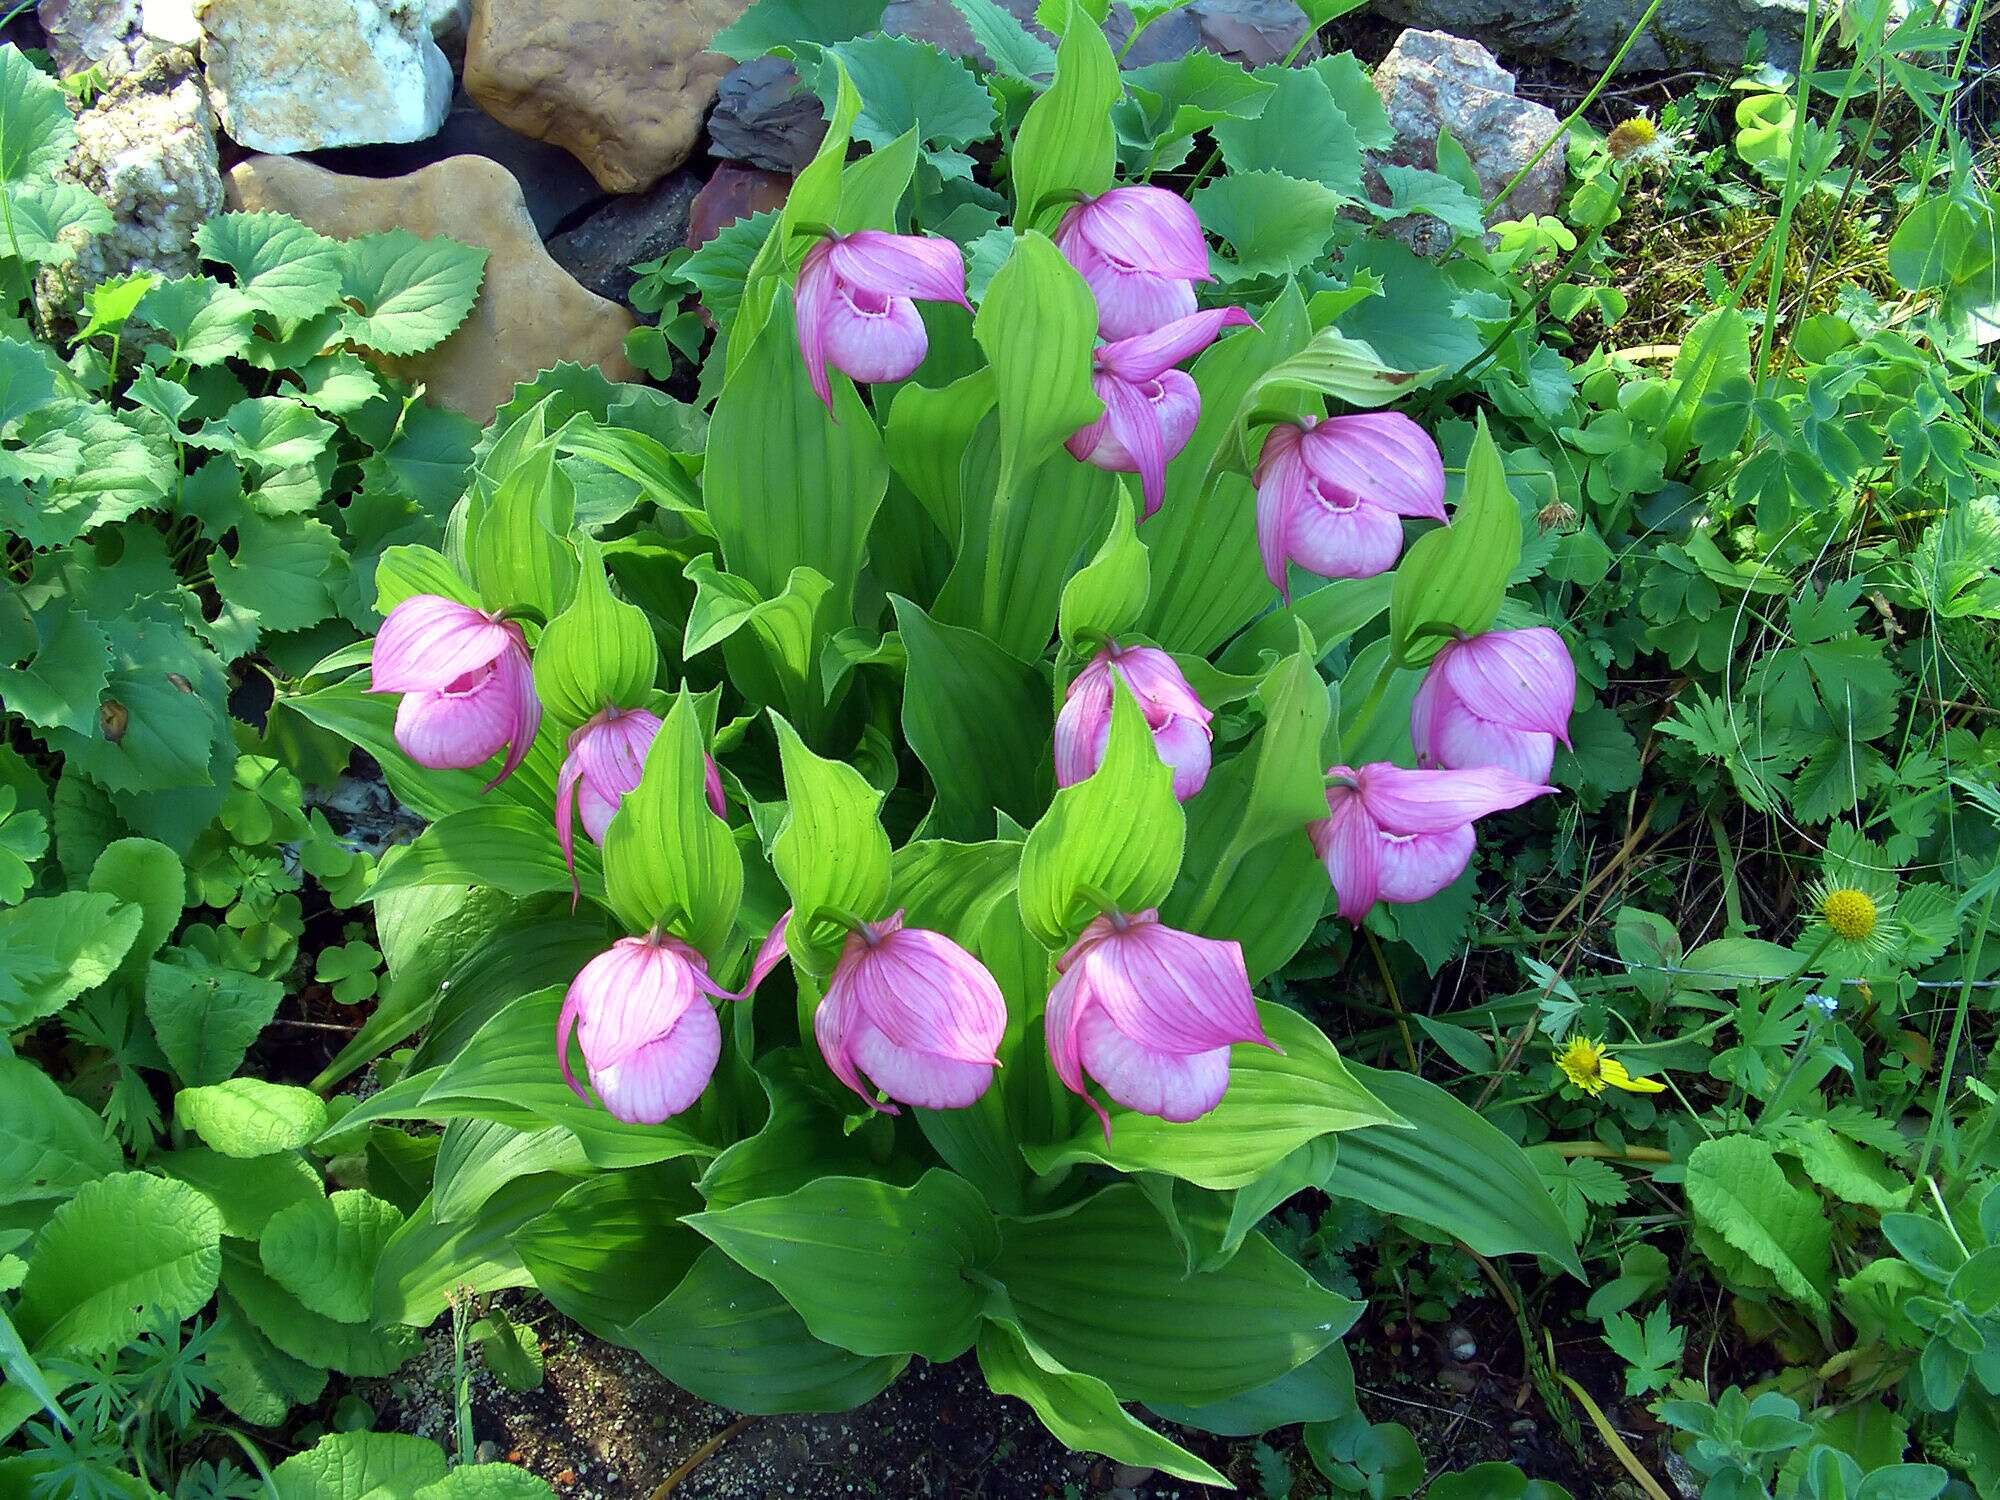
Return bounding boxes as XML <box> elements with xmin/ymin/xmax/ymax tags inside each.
<box><xmin>175</xmin><ymin>1078</ymin><xmax>329</xmax><ymax>1159</ymax></box>
<box><xmin>85</xmin><ymin>837</ymin><xmax>183</xmax><ymax>976</ymax></box>
<box><xmin>260</xmin><ymin>1190</ymin><xmax>406</xmax><ymax>1324</ymax></box>
<box><xmin>13</xmin><ymin>1172</ymin><xmax>221</xmax><ymax>1357</ymax></box>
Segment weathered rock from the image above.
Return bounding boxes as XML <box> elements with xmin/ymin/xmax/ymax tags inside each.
<box><xmin>881</xmin><ymin>0</ymin><xmax>1313</xmax><ymax>70</ymax></box>
<box><xmin>548</xmin><ymin>169</ymin><xmax>703</xmax><ymax>306</ymax></box>
<box><xmin>707</xmin><ymin>56</ymin><xmax>826</xmax><ymax>174</ymax></box>
<box><xmin>1122</xmin><ymin>0</ymin><xmax>1319</xmax><ymax>67</ymax></box>
<box><xmin>687</xmin><ymin>163</ymin><xmax>790</xmax><ymax>250</ymax></box>
<box><xmin>422</xmin><ymin>0</ymin><xmax>470</xmax><ymax>65</ymax></box>
<box><xmin>196</xmin><ymin>0</ymin><xmax>454</xmax><ymax>153</ymax></box>
<box><xmin>1370</xmin><ymin>0</ymin><xmax>1813</xmax><ymax>74</ymax></box>
<box><xmin>37</xmin><ymin>0</ymin><xmax>194</xmax><ymax>77</ymax></box>
<box><xmin>39</xmin><ymin>43</ymin><xmax>221</xmax><ymax>306</ymax></box>
<box><xmin>226</xmin><ymin>153</ymin><xmax>637</xmax><ymax>423</ymax></box>
<box><xmin>306</xmin><ymin>89</ymin><xmax>606</xmax><ymax>237</ymax></box>
<box><xmin>1369</xmin><ymin>28</ymin><xmax>1564</xmax><ymax>253</ymax></box>
<box><xmin>462</xmin><ymin>0</ymin><xmax>750</xmax><ymax>195</ymax></box>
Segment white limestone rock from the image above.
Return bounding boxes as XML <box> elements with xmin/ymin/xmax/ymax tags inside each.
<box><xmin>194</xmin><ymin>0</ymin><xmax>452</xmax><ymax>153</ymax></box>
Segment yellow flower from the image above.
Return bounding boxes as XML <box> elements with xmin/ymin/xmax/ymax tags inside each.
<box><xmin>1819</xmin><ymin>886</ymin><xmax>1877</xmax><ymax>942</ymax></box>
<box><xmin>1606</xmin><ymin>117</ymin><xmax>1659</xmax><ymax>159</ymax></box>
<box><xmin>1555</xmin><ymin>1036</ymin><xmax>1666</xmax><ymax>1097</ymax></box>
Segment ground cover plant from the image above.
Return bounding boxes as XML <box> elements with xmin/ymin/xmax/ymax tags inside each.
<box><xmin>2</xmin><ymin>0</ymin><xmax>1999</xmax><ymax>1493</ymax></box>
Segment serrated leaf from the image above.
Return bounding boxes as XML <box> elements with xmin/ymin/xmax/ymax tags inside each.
<box><xmin>338</xmin><ymin>230</ymin><xmax>487</xmax><ymax>357</ymax></box>
<box><xmin>13</xmin><ymin>1172</ymin><xmax>220</xmax><ymax>1357</ymax></box>
<box><xmin>1685</xmin><ymin>1134</ymin><xmax>1831</xmax><ymax>1318</ymax></box>
<box><xmin>195</xmin><ymin>211</ymin><xmax>345</xmax><ymax>321</ymax></box>
<box><xmin>1</xmin><ymin>402</ymin><xmax>173</xmax><ymax>548</ymax></box>
<box><xmin>811</xmin><ymin>33</ymin><xmax>995</xmax><ymax>151</ymax></box>
<box><xmin>144</xmin><ymin>951</ymin><xmax>284</xmax><ymax>1085</ymax></box>
<box><xmin>210</xmin><ymin>513</ymin><xmax>343</xmax><ymax>633</ymax></box>
<box><xmin>2</xmin><ymin>178</ymin><xmax>112</xmax><ymax>264</ymax></box>
<box><xmin>0</xmin><ymin>599</ymin><xmax>110</xmax><ymax>735</ymax></box>
<box><xmin>261</xmin><ymin>1190</ymin><xmax>406</xmax><ymax>1324</ymax></box>
<box><xmin>268</xmin><ymin>1430</ymin><xmax>447</xmax><ymax>1499</ymax></box>
<box><xmin>197</xmin><ymin>396</ymin><xmax>336</xmax><ymax>473</ymax></box>
<box><xmin>0</xmin><ymin>44</ymin><xmax>77</xmax><ymax>185</ymax></box>
<box><xmin>712</xmin><ymin>0</ymin><xmax>887</xmax><ymax>59</ymax></box>
<box><xmin>1194</xmin><ymin>170</ymin><xmax>1341</xmax><ymax>283</ymax></box>
<box><xmin>0</xmin><ymin>890</ymin><xmax>143</xmax><ymax>1028</ymax></box>
<box><xmin>0</xmin><ymin>1051</ymin><xmax>120</xmax><ymax>1206</ymax></box>
<box><xmin>176</xmin><ymin>1078</ymin><xmax>328</xmax><ymax>1158</ymax></box>
<box><xmin>1212</xmin><ymin>65</ymin><xmax>1361</xmax><ymax>194</ymax></box>
<box><xmin>135</xmin><ymin>275</ymin><xmax>260</xmax><ymax>366</ymax></box>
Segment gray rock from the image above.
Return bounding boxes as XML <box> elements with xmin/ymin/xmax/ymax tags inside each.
<box><xmin>879</xmin><ymin>0</ymin><xmax>1314</xmax><ymax>71</ymax></box>
<box><xmin>38</xmin><ymin>42</ymin><xmax>222</xmax><ymax>308</ymax></box>
<box><xmin>305</xmin><ymin>89</ymin><xmax>606</xmax><ymax>237</ymax></box>
<box><xmin>1370</xmin><ymin>0</ymin><xmax>1814</xmax><ymax>74</ymax></box>
<box><xmin>548</xmin><ymin>169</ymin><xmax>703</xmax><ymax>306</ymax></box>
<box><xmin>1369</xmin><ymin>28</ymin><xmax>1564</xmax><ymax>253</ymax></box>
<box><xmin>707</xmin><ymin>56</ymin><xmax>826</xmax><ymax>173</ymax></box>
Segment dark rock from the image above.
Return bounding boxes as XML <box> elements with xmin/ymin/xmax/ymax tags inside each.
<box><xmin>548</xmin><ymin>168</ymin><xmax>704</xmax><ymax>305</ymax></box>
<box><xmin>304</xmin><ymin>89</ymin><xmax>606</xmax><ymax>237</ymax></box>
<box><xmin>1123</xmin><ymin>0</ymin><xmax>1319</xmax><ymax>68</ymax></box>
<box><xmin>707</xmin><ymin>55</ymin><xmax>827</xmax><ymax>173</ymax></box>
<box><xmin>1370</xmin><ymin>0</ymin><xmax>1813</xmax><ymax>73</ymax></box>
<box><xmin>687</xmin><ymin>163</ymin><xmax>791</xmax><ymax>250</ymax></box>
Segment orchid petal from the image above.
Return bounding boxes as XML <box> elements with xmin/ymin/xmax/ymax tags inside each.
<box><xmin>795</xmin><ymin>241</ymin><xmax>838</xmax><ymax>410</ymax></box>
<box><xmin>828</xmin><ymin>231</ymin><xmax>969</xmax><ymax>307</ymax></box>
<box><xmin>1152</xmin><ymin>714</ymin><xmax>1212</xmax><ymax>802</ymax></box>
<box><xmin>704</xmin><ymin>752</ymin><xmax>727</xmax><ymax>819</ymax></box>
<box><xmin>1374</xmin><ymin>823</ymin><xmax>1477</xmax><ymax>904</ymax></box>
<box><xmin>850</xmin><ymin>1023</ymin><xmax>997</xmax><ymax>1110</ymax></box>
<box><xmin>820</xmin><ymin>285</ymin><xmax>930</xmax><ymax>386</ymax></box>
<box><xmin>1076</xmin><ymin>1005</ymin><xmax>1233</xmax><ymax>1123</ymax></box>
<box><xmin>565</xmin><ymin>937</ymin><xmax>700</xmax><ymax>1074</ymax></box>
<box><xmin>1429</xmin><ymin>697</ymin><xmax>1558</xmax><ymax>783</ymax></box>
<box><xmin>841</xmin><ymin>925</ymin><xmax>1006</xmax><ymax>1064</ymax></box>
<box><xmin>393</xmin><ymin>662</ymin><xmax>514</xmax><ymax>772</ymax></box>
<box><xmin>1436</xmin><ymin>628</ymin><xmax>1576</xmax><ymax>743</ymax></box>
<box><xmin>1092</xmin><ymin>915</ymin><xmax>1267</xmax><ymax>1057</ymax></box>
<box><xmin>590</xmin><ymin>1000</ymin><xmax>721</xmax><ymax>1124</ymax></box>
<box><xmin>813</xmin><ymin>983</ymin><xmax>888</xmax><ymax>1113</ymax></box>
<box><xmin>371</xmin><ymin>594</ymin><xmax>511</xmax><ymax>693</ymax></box>
<box><xmin>1074</xmin><ymin>249</ymin><xmax>1199</xmax><ymax>341</ymax></box>
<box><xmin>1099</xmin><ymin>372</ymin><xmax>1171</xmax><ymax>519</ymax></box>
<box><xmin>1043</xmin><ymin>962</ymin><xmax>1111</xmax><ymax>1140</ymax></box>
<box><xmin>1253</xmin><ymin>430</ymin><xmax>1310</xmax><ymax>597</ymax></box>
<box><xmin>1353</xmin><ymin>761</ymin><xmax>1555</xmax><ymax>835</ymax></box>
<box><xmin>1057</xmin><ymin>186</ymin><xmax>1213</xmax><ymax>282</ymax></box>
<box><xmin>1299</xmin><ymin>413</ymin><xmax>1447</xmax><ymax>521</ymax></box>
<box><xmin>1309</xmin><ymin>787</ymin><xmax>1382</xmax><ymax>922</ymax></box>
<box><xmin>484</xmin><ymin>639</ymin><xmax>541</xmax><ymax>792</ymax></box>
<box><xmin>1053</xmin><ymin>661</ymin><xmax>1115</xmax><ymax>788</ymax></box>
<box><xmin>1097</xmin><ymin>306</ymin><xmax>1255</xmax><ymax>383</ymax></box>
<box><xmin>1283</xmin><ymin>489</ymin><xmax>1406</xmax><ymax>581</ymax></box>
<box><xmin>1109</xmin><ymin>645</ymin><xmax>1210</xmax><ymax>727</ymax></box>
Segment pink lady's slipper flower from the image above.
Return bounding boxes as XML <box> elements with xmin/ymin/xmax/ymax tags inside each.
<box><xmin>1411</xmin><ymin>627</ymin><xmax>1576</xmax><ymax>783</ymax></box>
<box><xmin>795</xmin><ymin>230</ymin><xmax>970</xmax><ymax>408</ymax></box>
<box><xmin>1067</xmin><ymin>307</ymin><xmax>1255</xmax><ymax>518</ymax></box>
<box><xmin>813</xmin><ymin>912</ymin><xmax>1009</xmax><ymax>1113</ymax></box>
<box><xmin>555</xmin><ymin>706</ymin><xmax>727</xmax><ymax>894</ymax></box>
<box><xmin>558</xmin><ymin>926</ymin><xmax>789</xmax><ymax>1124</ymax></box>
<box><xmin>1253</xmin><ymin>413</ymin><xmax>1447</xmax><ymax>599</ymax></box>
<box><xmin>1046</xmin><ymin>909</ymin><xmax>1276</xmax><ymax>1138</ymax></box>
<box><xmin>1055</xmin><ymin>642</ymin><xmax>1212</xmax><ymax>802</ymax></box>
<box><xmin>370</xmin><ymin>594</ymin><xmax>540</xmax><ymax>788</ymax></box>
<box><xmin>1311</xmin><ymin>762</ymin><xmax>1555</xmax><ymax>922</ymax></box>
<box><xmin>1053</xmin><ymin>185</ymin><xmax>1215</xmax><ymax>340</ymax></box>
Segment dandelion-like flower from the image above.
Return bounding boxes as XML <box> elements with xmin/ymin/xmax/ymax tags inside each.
<box><xmin>1554</xmin><ymin>1036</ymin><xmax>1663</xmax><ymax>1098</ymax></box>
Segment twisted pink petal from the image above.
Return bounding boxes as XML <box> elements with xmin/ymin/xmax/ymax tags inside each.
<box><xmin>796</xmin><ymin>232</ymin><xmax>967</xmax><ymax>410</ymax></box>
<box><xmin>1254</xmin><ymin>422</ymin><xmax>1409</xmax><ymax>597</ymax></box>
<box><xmin>1095</xmin><ymin>307</ymin><xmax>1256</xmax><ymax>384</ymax></box>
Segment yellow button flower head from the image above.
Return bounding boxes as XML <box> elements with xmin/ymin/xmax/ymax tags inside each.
<box><xmin>1555</xmin><ymin>1036</ymin><xmax>1665</xmax><ymax>1098</ymax></box>
<box><xmin>1819</xmin><ymin>886</ymin><xmax>1877</xmax><ymax>942</ymax></box>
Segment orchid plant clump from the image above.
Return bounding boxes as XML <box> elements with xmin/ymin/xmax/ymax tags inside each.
<box><xmin>292</xmin><ymin>6</ymin><xmax>1585</xmax><ymax>1479</ymax></box>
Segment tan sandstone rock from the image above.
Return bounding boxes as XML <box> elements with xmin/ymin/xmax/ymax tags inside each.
<box><xmin>226</xmin><ymin>154</ymin><xmax>637</xmax><ymax>424</ymax></box>
<box><xmin>462</xmin><ymin>0</ymin><xmax>751</xmax><ymax>194</ymax></box>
